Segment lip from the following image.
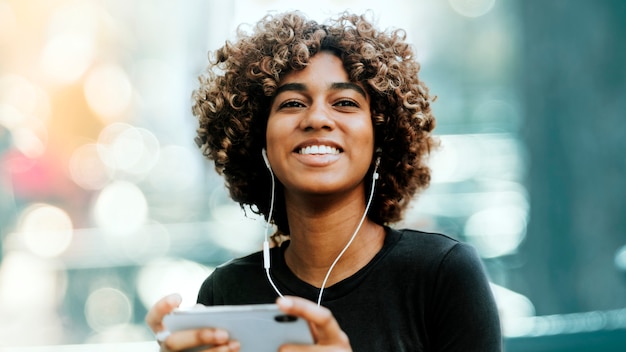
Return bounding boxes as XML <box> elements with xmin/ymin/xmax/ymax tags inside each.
<box><xmin>292</xmin><ymin>152</ymin><xmax>341</xmax><ymax>166</ymax></box>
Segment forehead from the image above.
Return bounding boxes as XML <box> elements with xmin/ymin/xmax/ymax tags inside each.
<box><xmin>275</xmin><ymin>52</ymin><xmax>368</xmax><ymax>100</ymax></box>
<box><xmin>279</xmin><ymin>51</ymin><xmax>349</xmax><ymax>84</ymax></box>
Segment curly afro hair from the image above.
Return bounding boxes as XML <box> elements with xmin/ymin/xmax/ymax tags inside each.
<box><xmin>192</xmin><ymin>11</ymin><xmax>437</xmax><ymax>236</ymax></box>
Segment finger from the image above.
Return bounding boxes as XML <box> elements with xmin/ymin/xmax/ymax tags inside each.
<box><xmin>161</xmin><ymin>328</ymin><xmax>237</xmax><ymax>352</ymax></box>
<box><xmin>145</xmin><ymin>293</ymin><xmax>182</xmax><ymax>333</ymax></box>
<box><xmin>276</xmin><ymin>296</ymin><xmax>350</xmax><ymax>347</ymax></box>
<box><xmin>212</xmin><ymin>340</ymin><xmax>241</xmax><ymax>352</ymax></box>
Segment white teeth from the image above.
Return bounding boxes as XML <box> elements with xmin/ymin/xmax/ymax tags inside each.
<box><xmin>299</xmin><ymin>145</ymin><xmax>340</xmax><ymax>155</ymax></box>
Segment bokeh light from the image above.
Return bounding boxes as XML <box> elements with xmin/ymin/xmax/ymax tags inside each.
<box><xmin>448</xmin><ymin>0</ymin><xmax>496</xmax><ymax>18</ymax></box>
<box><xmin>46</xmin><ymin>1</ymin><xmax>100</xmax><ymax>38</ymax></box>
<box><xmin>0</xmin><ymin>74</ymin><xmax>51</xmax><ymax>158</ymax></box>
<box><xmin>0</xmin><ymin>251</ymin><xmax>65</xmax><ymax>310</ymax></box>
<box><xmin>97</xmin><ymin>123</ymin><xmax>138</xmax><ymax>171</ymax></box>
<box><xmin>0</xmin><ymin>252</ymin><xmax>67</xmax><ymax>346</ymax></box>
<box><xmin>0</xmin><ymin>75</ymin><xmax>51</xmax><ymax>125</ymax></box>
<box><xmin>11</xmin><ymin>122</ymin><xmax>47</xmax><ymax>158</ymax></box>
<box><xmin>40</xmin><ymin>32</ymin><xmax>95</xmax><ymax>84</ymax></box>
<box><xmin>92</xmin><ymin>180</ymin><xmax>148</xmax><ymax>236</ymax></box>
<box><xmin>430</xmin><ymin>133</ymin><xmax>525</xmax><ymax>185</ymax></box>
<box><xmin>0</xmin><ymin>102</ymin><xmax>22</xmax><ymax>131</ymax></box>
<box><xmin>119</xmin><ymin>220</ymin><xmax>171</xmax><ymax>263</ymax></box>
<box><xmin>18</xmin><ymin>203</ymin><xmax>74</xmax><ymax>258</ymax></box>
<box><xmin>614</xmin><ymin>245</ymin><xmax>626</xmax><ymax>272</ymax></box>
<box><xmin>136</xmin><ymin>258</ymin><xmax>214</xmax><ymax>310</ymax></box>
<box><xmin>84</xmin><ymin>287</ymin><xmax>132</xmax><ymax>332</ymax></box>
<box><xmin>147</xmin><ymin>145</ymin><xmax>201</xmax><ymax>193</ymax></box>
<box><xmin>84</xmin><ymin>64</ymin><xmax>133</xmax><ymax>122</ymax></box>
<box><xmin>69</xmin><ymin>143</ymin><xmax>111</xmax><ymax>190</ymax></box>
<box><xmin>429</xmin><ymin>135</ymin><xmax>480</xmax><ymax>183</ymax></box>
<box><xmin>208</xmin><ymin>204</ymin><xmax>265</xmax><ymax>254</ymax></box>
<box><xmin>464</xmin><ymin>203</ymin><xmax>528</xmax><ymax>258</ymax></box>
<box><xmin>96</xmin><ymin>122</ymin><xmax>161</xmax><ymax>179</ymax></box>
<box><xmin>491</xmin><ymin>283</ymin><xmax>536</xmax><ymax>336</ymax></box>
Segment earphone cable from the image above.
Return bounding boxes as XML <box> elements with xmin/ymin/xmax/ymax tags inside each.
<box><xmin>263</xmin><ymin>163</ymin><xmax>283</xmax><ymax>297</ymax></box>
<box><xmin>316</xmin><ymin>160</ymin><xmax>379</xmax><ymax>306</ymax></box>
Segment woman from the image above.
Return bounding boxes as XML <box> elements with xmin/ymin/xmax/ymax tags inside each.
<box><xmin>146</xmin><ymin>11</ymin><xmax>502</xmax><ymax>351</ymax></box>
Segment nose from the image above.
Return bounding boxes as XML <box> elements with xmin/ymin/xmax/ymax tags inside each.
<box><xmin>299</xmin><ymin>103</ymin><xmax>335</xmax><ymax>131</ymax></box>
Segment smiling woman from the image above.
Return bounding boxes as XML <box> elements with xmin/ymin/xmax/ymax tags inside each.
<box><xmin>146</xmin><ymin>10</ymin><xmax>502</xmax><ymax>352</ymax></box>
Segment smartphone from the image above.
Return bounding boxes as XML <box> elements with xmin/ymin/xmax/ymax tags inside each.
<box><xmin>163</xmin><ymin>303</ymin><xmax>313</xmax><ymax>352</ymax></box>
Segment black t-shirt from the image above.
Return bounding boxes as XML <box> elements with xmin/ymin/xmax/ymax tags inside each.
<box><xmin>197</xmin><ymin>227</ymin><xmax>502</xmax><ymax>351</ymax></box>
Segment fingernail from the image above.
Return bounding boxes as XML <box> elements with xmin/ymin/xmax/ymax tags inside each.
<box><xmin>167</xmin><ymin>293</ymin><xmax>182</xmax><ymax>305</ymax></box>
<box><xmin>155</xmin><ymin>330</ymin><xmax>170</xmax><ymax>342</ymax></box>
<box><xmin>277</xmin><ymin>296</ymin><xmax>293</xmax><ymax>308</ymax></box>
<box><xmin>229</xmin><ymin>340</ymin><xmax>241</xmax><ymax>351</ymax></box>
<box><xmin>214</xmin><ymin>329</ymin><xmax>228</xmax><ymax>341</ymax></box>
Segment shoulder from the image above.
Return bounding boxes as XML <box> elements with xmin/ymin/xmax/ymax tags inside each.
<box><xmin>389</xmin><ymin>228</ymin><xmax>467</xmax><ymax>260</ymax></box>
<box><xmin>199</xmin><ymin>251</ymin><xmax>263</xmax><ymax>285</ymax></box>
<box><xmin>197</xmin><ymin>250</ymin><xmax>267</xmax><ymax>305</ymax></box>
<box><xmin>392</xmin><ymin>229</ymin><xmax>490</xmax><ymax>291</ymax></box>
<box><xmin>211</xmin><ymin>250</ymin><xmax>264</xmax><ymax>277</ymax></box>
<box><xmin>386</xmin><ymin>227</ymin><xmax>484</xmax><ymax>276</ymax></box>
<box><xmin>394</xmin><ymin>228</ymin><xmax>460</xmax><ymax>248</ymax></box>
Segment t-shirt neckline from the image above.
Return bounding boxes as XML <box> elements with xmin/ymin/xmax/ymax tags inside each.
<box><xmin>270</xmin><ymin>226</ymin><xmax>403</xmax><ymax>303</ymax></box>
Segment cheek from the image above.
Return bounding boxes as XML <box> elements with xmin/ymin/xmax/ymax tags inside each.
<box><xmin>352</xmin><ymin>120</ymin><xmax>375</xmax><ymax>146</ymax></box>
<box><xmin>265</xmin><ymin>118</ymin><xmax>282</xmax><ymax>147</ymax></box>
<box><xmin>264</xmin><ymin>117</ymin><xmax>293</xmax><ymax>170</ymax></box>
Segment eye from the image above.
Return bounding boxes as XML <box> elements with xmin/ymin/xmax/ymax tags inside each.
<box><xmin>278</xmin><ymin>100</ymin><xmax>305</xmax><ymax>109</ymax></box>
<box><xmin>334</xmin><ymin>99</ymin><xmax>359</xmax><ymax>108</ymax></box>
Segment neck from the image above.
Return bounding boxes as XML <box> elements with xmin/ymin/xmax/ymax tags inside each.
<box><xmin>283</xmin><ymin>192</ymin><xmax>385</xmax><ymax>288</ymax></box>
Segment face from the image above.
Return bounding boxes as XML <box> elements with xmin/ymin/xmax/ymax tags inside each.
<box><xmin>265</xmin><ymin>51</ymin><xmax>374</xmax><ymax>198</ymax></box>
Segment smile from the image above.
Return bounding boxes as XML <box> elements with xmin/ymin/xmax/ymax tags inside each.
<box><xmin>298</xmin><ymin>145</ymin><xmax>341</xmax><ymax>155</ymax></box>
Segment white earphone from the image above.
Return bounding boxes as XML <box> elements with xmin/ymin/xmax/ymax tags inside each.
<box><xmin>261</xmin><ymin>149</ymin><xmax>282</xmax><ymax>296</ymax></box>
<box><xmin>262</xmin><ymin>148</ymin><xmax>271</xmax><ymax>170</ymax></box>
<box><xmin>261</xmin><ymin>147</ymin><xmax>382</xmax><ymax>305</ymax></box>
<box><xmin>373</xmin><ymin>147</ymin><xmax>382</xmax><ymax>180</ymax></box>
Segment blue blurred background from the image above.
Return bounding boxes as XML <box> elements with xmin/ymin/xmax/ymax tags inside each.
<box><xmin>0</xmin><ymin>0</ymin><xmax>625</xmax><ymax>350</ymax></box>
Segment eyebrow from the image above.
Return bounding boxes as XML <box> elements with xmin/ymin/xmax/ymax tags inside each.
<box><xmin>274</xmin><ymin>82</ymin><xmax>367</xmax><ymax>99</ymax></box>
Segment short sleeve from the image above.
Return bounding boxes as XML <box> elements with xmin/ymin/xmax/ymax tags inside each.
<box><xmin>429</xmin><ymin>242</ymin><xmax>502</xmax><ymax>351</ymax></box>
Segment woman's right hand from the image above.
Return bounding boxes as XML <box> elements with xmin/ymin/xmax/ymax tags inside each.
<box><xmin>145</xmin><ymin>293</ymin><xmax>241</xmax><ymax>352</ymax></box>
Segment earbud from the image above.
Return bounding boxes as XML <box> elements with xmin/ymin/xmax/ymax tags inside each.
<box><xmin>262</xmin><ymin>148</ymin><xmax>271</xmax><ymax>169</ymax></box>
<box><xmin>373</xmin><ymin>147</ymin><xmax>382</xmax><ymax>180</ymax></box>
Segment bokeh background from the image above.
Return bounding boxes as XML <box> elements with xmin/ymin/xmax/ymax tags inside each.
<box><xmin>0</xmin><ymin>0</ymin><xmax>625</xmax><ymax>351</ymax></box>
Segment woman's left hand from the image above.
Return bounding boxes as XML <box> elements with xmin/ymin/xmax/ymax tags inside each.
<box><xmin>276</xmin><ymin>296</ymin><xmax>352</xmax><ymax>351</ymax></box>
